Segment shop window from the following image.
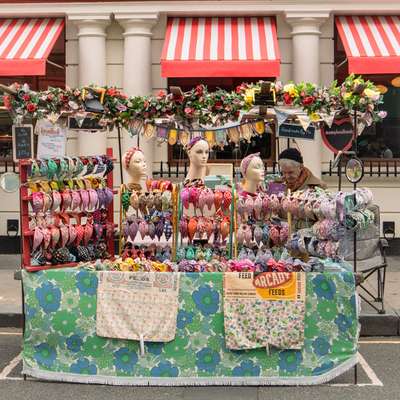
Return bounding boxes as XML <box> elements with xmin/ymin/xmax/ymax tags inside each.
<box><xmin>334</xmin><ymin>26</ymin><xmax>400</xmax><ymax>159</ymax></box>
<box><xmin>0</xmin><ymin>28</ymin><xmax>65</xmax><ymax>163</ymax></box>
<box><xmin>167</xmin><ymin>77</ymin><xmax>275</xmax><ymax>164</ymax></box>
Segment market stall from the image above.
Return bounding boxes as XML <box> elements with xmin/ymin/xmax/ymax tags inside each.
<box><xmin>6</xmin><ymin>75</ymin><xmax>384</xmax><ymax>385</ymax></box>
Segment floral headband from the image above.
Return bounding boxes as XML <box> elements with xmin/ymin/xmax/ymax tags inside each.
<box><xmin>241</xmin><ymin>152</ymin><xmax>261</xmax><ymax>176</ymax></box>
<box><xmin>124</xmin><ymin>147</ymin><xmax>143</xmax><ymax>169</ymax></box>
<box><xmin>186</xmin><ymin>136</ymin><xmax>208</xmax><ymax>151</ymax></box>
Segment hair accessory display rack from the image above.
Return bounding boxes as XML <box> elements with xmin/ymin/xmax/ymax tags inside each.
<box><xmin>19</xmin><ymin>148</ymin><xmax>115</xmax><ymax>272</ymax></box>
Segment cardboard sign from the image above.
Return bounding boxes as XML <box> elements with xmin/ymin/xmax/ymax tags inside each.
<box><xmin>12</xmin><ymin>124</ymin><xmax>33</xmax><ymax>162</ymax></box>
<box><xmin>37</xmin><ymin>120</ymin><xmax>66</xmax><ymax>158</ymax></box>
<box><xmin>224</xmin><ymin>272</ymin><xmax>306</xmax><ymax>302</ymax></box>
<box><xmin>278</xmin><ymin>122</ymin><xmax>315</xmax><ymax>141</ymax></box>
<box><xmin>321</xmin><ymin>117</ymin><xmax>354</xmax><ymax>153</ymax></box>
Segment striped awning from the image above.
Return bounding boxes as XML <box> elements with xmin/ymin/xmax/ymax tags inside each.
<box><xmin>336</xmin><ymin>16</ymin><xmax>400</xmax><ymax>74</ymax></box>
<box><xmin>161</xmin><ymin>17</ymin><xmax>280</xmax><ymax>77</ymax></box>
<box><xmin>0</xmin><ymin>18</ymin><xmax>64</xmax><ymax>76</ymax></box>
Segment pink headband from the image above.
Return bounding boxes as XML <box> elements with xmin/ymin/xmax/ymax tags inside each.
<box><xmin>186</xmin><ymin>136</ymin><xmax>208</xmax><ymax>151</ymax></box>
<box><xmin>241</xmin><ymin>152</ymin><xmax>261</xmax><ymax>176</ymax></box>
<box><xmin>124</xmin><ymin>147</ymin><xmax>143</xmax><ymax>169</ymax></box>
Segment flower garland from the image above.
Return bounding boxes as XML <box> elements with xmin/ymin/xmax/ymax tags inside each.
<box><xmin>1</xmin><ymin>75</ymin><xmax>385</xmax><ymax>130</ymax></box>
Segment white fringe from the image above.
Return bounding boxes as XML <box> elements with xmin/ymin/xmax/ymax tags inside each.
<box><xmin>22</xmin><ymin>355</ymin><xmax>357</xmax><ymax>386</ymax></box>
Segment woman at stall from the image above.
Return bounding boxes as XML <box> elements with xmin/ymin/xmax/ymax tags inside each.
<box><xmin>278</xmin><ymin>148</ymin><xmax>327</xmax><ymax>192</ymax></box>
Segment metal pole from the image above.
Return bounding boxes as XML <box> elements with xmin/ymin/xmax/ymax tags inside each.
<box><xmin>117</xmin><ymin>125</ymin><xmax>124</xmax><ymax>185</ymax></box>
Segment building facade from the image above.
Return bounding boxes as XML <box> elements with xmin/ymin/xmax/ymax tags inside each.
<box><xmin>0</xmin><ymin>0</ymin><xmax>399</xmax><ymax>241</ymax></box>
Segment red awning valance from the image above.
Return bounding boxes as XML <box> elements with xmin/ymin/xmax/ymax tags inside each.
<box><xmin>161</xmin><ymin>16</ymin><xmax>280</xmax><ymax>78</ymax></box>
<box><xmin>336</xmin><ymin>16</ymin><xmax>400</xmax><ymax>74</ymax></box>
<box><xmin>0</xmin><ymin>18</ymin><xmax>64</xmax><ymax>76</ymax></box>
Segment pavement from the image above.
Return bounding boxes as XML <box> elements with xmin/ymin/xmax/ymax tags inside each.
<box><xmin>1</xmin><ymin>329</ymin><xmax>400</xmax><ymax>399</ymax></box>
<box><xmin>0</xmin><ymin>254</ymin><xmax>399</xmax><ymax>335</ymax></box>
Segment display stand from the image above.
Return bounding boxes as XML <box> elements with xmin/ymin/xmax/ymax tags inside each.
<box><xmin>19</xmin><ymin>148</ymin><xmax>115</xmax><ymax>272</ymax></box>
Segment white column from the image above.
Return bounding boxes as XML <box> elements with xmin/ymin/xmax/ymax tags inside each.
<box><xmin>69</xmin><ymin>14</ymin><xmax>110</xmax><ymax>156</ymax></box>
<box><xmin>285</xmin><ymin>12</ymin><xmax>329</xmax><ymax>178</ymax></box>
<box><xmin>115</xmin><ymin>13</ymin><xmax>159</xmax><ymax>179</ymax></box>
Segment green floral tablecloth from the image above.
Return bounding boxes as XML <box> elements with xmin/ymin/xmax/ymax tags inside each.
<box><xmin>22</xmin><ymin>270</ymin><xmax>358</xmax><ymax>385</ymax></box>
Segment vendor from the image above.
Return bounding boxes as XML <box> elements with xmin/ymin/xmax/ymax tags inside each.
<box><xmin>278</xmin><ymin>148</ymin><xmax>327</xmax><ymax>192</ymax></box>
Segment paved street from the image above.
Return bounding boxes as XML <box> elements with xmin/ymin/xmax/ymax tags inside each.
<box><xmin>0</xmin><ymin>328</ymin><xmax>399</xmax><ymax>400</ymax></box>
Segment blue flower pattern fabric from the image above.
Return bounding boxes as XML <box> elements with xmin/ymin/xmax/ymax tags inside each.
<box><xmin>22</xmin><ymin>270</ymin><xmax>358</xmax><ymax>383</ymax></box>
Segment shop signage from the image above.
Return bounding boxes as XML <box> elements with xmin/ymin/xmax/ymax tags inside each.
<box><xmin>278</xmin><ymin>122</ymin><xmax>315</xmax><ymax>141</ymax></box>
<box><xmin>321</xmin><ymin>117</ymin><xmax>354</xmax><ymax>153</ymax></box>
<box><xmin>68</xmin><ymin>116</ymin><xmax>103</xmax><ymax>131</ymax></box>
<box><xmin>12</xmin><ymin>124</ymin><xmax>33</xmax><ymax>162</ymax></box>
<box><xmin>37</xmin><ymin>121</ymin><xmax>66</xmax><ymax>158</ymax></box>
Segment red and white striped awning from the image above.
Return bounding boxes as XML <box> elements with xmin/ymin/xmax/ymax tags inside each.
<box><xmin>0</xmin><ymin>18</ymin><xmax>64</xmax><ymax>76</ymax></box>
<box><xmin>336</xmin><ymin>16</ymin><xmax>400</xmax><ymax>74</ymax></box>
<box><xmin>161</xmin><ymin>17</ymin><xmax>280</xmax><ymax>77</ymax></box>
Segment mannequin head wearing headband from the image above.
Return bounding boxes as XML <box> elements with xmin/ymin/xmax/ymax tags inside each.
<box><xmin>240</xmin><ymin>153</ymin><xmax>265</xmax><ymax>194</ymax></box>
<box><xmin>122</xmin><ymin>147</ymin><xmax>147</xmax><ymax>185</ymax></box>
<box><xmin>185</xmin><ymin>137</ymin><xmax>210</xmax><ymax>181</ymax></box>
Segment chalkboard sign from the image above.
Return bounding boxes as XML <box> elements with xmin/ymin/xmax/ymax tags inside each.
<box><xmin>278</xmin><ymin>123</ymin><xmax>315</xmax><ymax>141</ymax></box>
<box><xmin>68</xmin><ymin>117</ymin><xmax>104</xmax><ymax>131</ymax></box>
<box><xmin>12</xmin><ymin>124</ymin><xmax>33</xmax><ymax>162</ymax></box>
<box><xmin>321</xmin><ymin>117</ymin><xmax>354</xmax><ymax>153</ymax></box>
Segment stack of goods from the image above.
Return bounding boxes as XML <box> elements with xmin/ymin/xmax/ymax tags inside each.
<box><xmin>178</xmin><ymin>182</ymin><xmax>233</xmax><ymax>261</ymax></box>
<box><xmin>79</xmin><ymin>253</ymin><xmax>347</xmax><ymax>273</ymax></box>
<box><xmin>120</xmin><ymin>179</ymin><xmax>174</xmax><ymax>262</ymax></box>
<box><xmin>236</xmin><ymin>190</ymin><xmax>289</xmax><ymax>259</ymax></box>
<box><xmin>285</xmin><ymin>188</ymin><xmax>374</xmax><ymax>260</ymax></box>
<box><xmin>25</xmin><ymin>156</ymin><xmax>114</xmax><ymax>266</ymax></box>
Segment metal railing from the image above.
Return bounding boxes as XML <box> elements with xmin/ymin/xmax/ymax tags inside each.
<box><xmin>323</xmin><ymin>158</ymin><xmax>400</xmax><ymax>178</ymax></box>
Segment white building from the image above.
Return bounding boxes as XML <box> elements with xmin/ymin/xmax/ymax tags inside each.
<box><xmin>0</xmin><ymin>0</ymin><xmax>399</xmax><ymax>243</ymax></box>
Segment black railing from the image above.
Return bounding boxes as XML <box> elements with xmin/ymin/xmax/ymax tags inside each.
<box><xmin>323</xmin><ymin>159</ymin><xmax>400</xmax><ymax>178</ymax></box>
<box><xmin>0</xmin><ymin>160</ymin><xmax>18</xmax><ymax>174</ymax></box>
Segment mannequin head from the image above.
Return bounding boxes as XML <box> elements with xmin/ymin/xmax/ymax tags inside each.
<box><xmin>185</xmin><ymin>137</ymin><xmax>210</xmax><ymax>181</ymax></box>
<box><xmin>241</xmin><ymin>153</ymin><xmax>265</xmax><ymax>193</ymax></box>
<box><xmin>186</xmin><ymin>137</ymin><xmax>210</xmax><ymax>167</ymax></box>
<box><xmin>123</xmin><ymin>147</ymin><xmax>147</xmax><ymax>184</ymax></box>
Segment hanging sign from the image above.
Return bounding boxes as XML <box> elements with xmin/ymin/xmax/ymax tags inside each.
<box><xmin>68</xmin><ymin>116</ymin><xmax>103</xmax><ymax>131</ymax></box>
<box><xmin>12</xmin><ymin>124</ymin><xmax>33</xmax><ymax>162</ymax></box>
<box><xmin>278</xmin><ymin>122</ymin><xmax>315</xmax><ymax>141</ymax></box>
<box><xmin>37</xmin><ymin>120</ymin><xmax>66</xmax><ymax>158</ymax></box>
<box><xmin>321</xmin><ymin>117</ymin><xmax>354</xmax><ymax>153</ymax></box>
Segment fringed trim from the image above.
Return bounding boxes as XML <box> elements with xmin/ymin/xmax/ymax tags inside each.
<box><xmin>22</xmin><ymin>355</ymin><xmax>358</xmax><ymax>386</ymax></box>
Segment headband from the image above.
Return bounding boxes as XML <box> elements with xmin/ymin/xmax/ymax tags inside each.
<box><xmin>124</xmin><ymin>147</ymin><xmax>143</xmax><ymax>169</ymax></box>
<box><xmin>186</xmin><ymin>136</ymin><xmax>207</xmax><ymax>151</ymax></box>
<box><xmin>241</xmin><ymin>152</ymin><xmax>261</xmax><ymax>176</ymax></box>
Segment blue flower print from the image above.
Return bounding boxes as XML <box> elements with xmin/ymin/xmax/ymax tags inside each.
<box><xmin>279</xmin><ymin>350</ymin><xmax>303</xmax><ymax>373</ymax></box>
<box><xmin>66</xmin><ymin>334</ymin><xmax>83</xmax><ymax>353</ymax></box>
<box><xmin>232</xmin><ymin>360</ymin><xmax>261</xmax><ymax>377</ymax></box>
<box><xmin>76</xmin><ymin>270</ymin><xmax>98</xmax><ymax>296</ymax></box>
<box><xmin>25</xmin><ymin>304</ymin><xmax>37</xmax><ymax>319</ymax></box>
<box><xmin>196</xmin><ymin>347</ymin><xmax>220</xmax><ymax>372</ymax></box>
<box><xmin>70</xmin><ymin>357</ymin><xmax>97</xmax><ymax>375</ymax></box>
<box><xmin>312</xmin><ymin>361</ymin><xmax>334</xmax><ymax>376</ymax></box>
<box><xmin>343</xmin><ymin>272</ymin><xmax>354</xmax><ymax>285</ymax></box>
<box><xmin>192</xmin><ymin>285</ymin><xmax>219</xmax><ymax>316</ymax></box>
<box><xmin>312</xmin><ymin>337</ymin><xmax>331</xmax><ymax>357</ymax></box>
<box><xmin>35</xmin><ymin>282</ymin><xmax>61</xmax><ymax>313</ymax></box>
<box><xmin>177</xmin><ymin>310</ymin><xmax>194</xmax><ymax>329</ymax></box>
<box><xmin>33</xmin><ymin>343</ymin><xmax>56</xmax><ymax>368</ymax></box>
<box><xmin>150</xmin><ymin>361</ymin><xmax>179</xmax><ymax>377</ymax></box>
<box><xmin>313</xmin><ymin>275</ymin><xmax>336</xmax><ymax>300</ymax></box>
<box><xmin>146</xmin><ymin>342</ymin><xmax>163</xmax><ymax>356</ymax></box>
<box><xmin>335</xmin><ymin>314</ymin><xmax>352</xmax><ymax>332</ymax></box>
<box><xmin>114</xmin><ymin>347</ymin><xmax>138</xmax><ymax>373</ymax></box>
